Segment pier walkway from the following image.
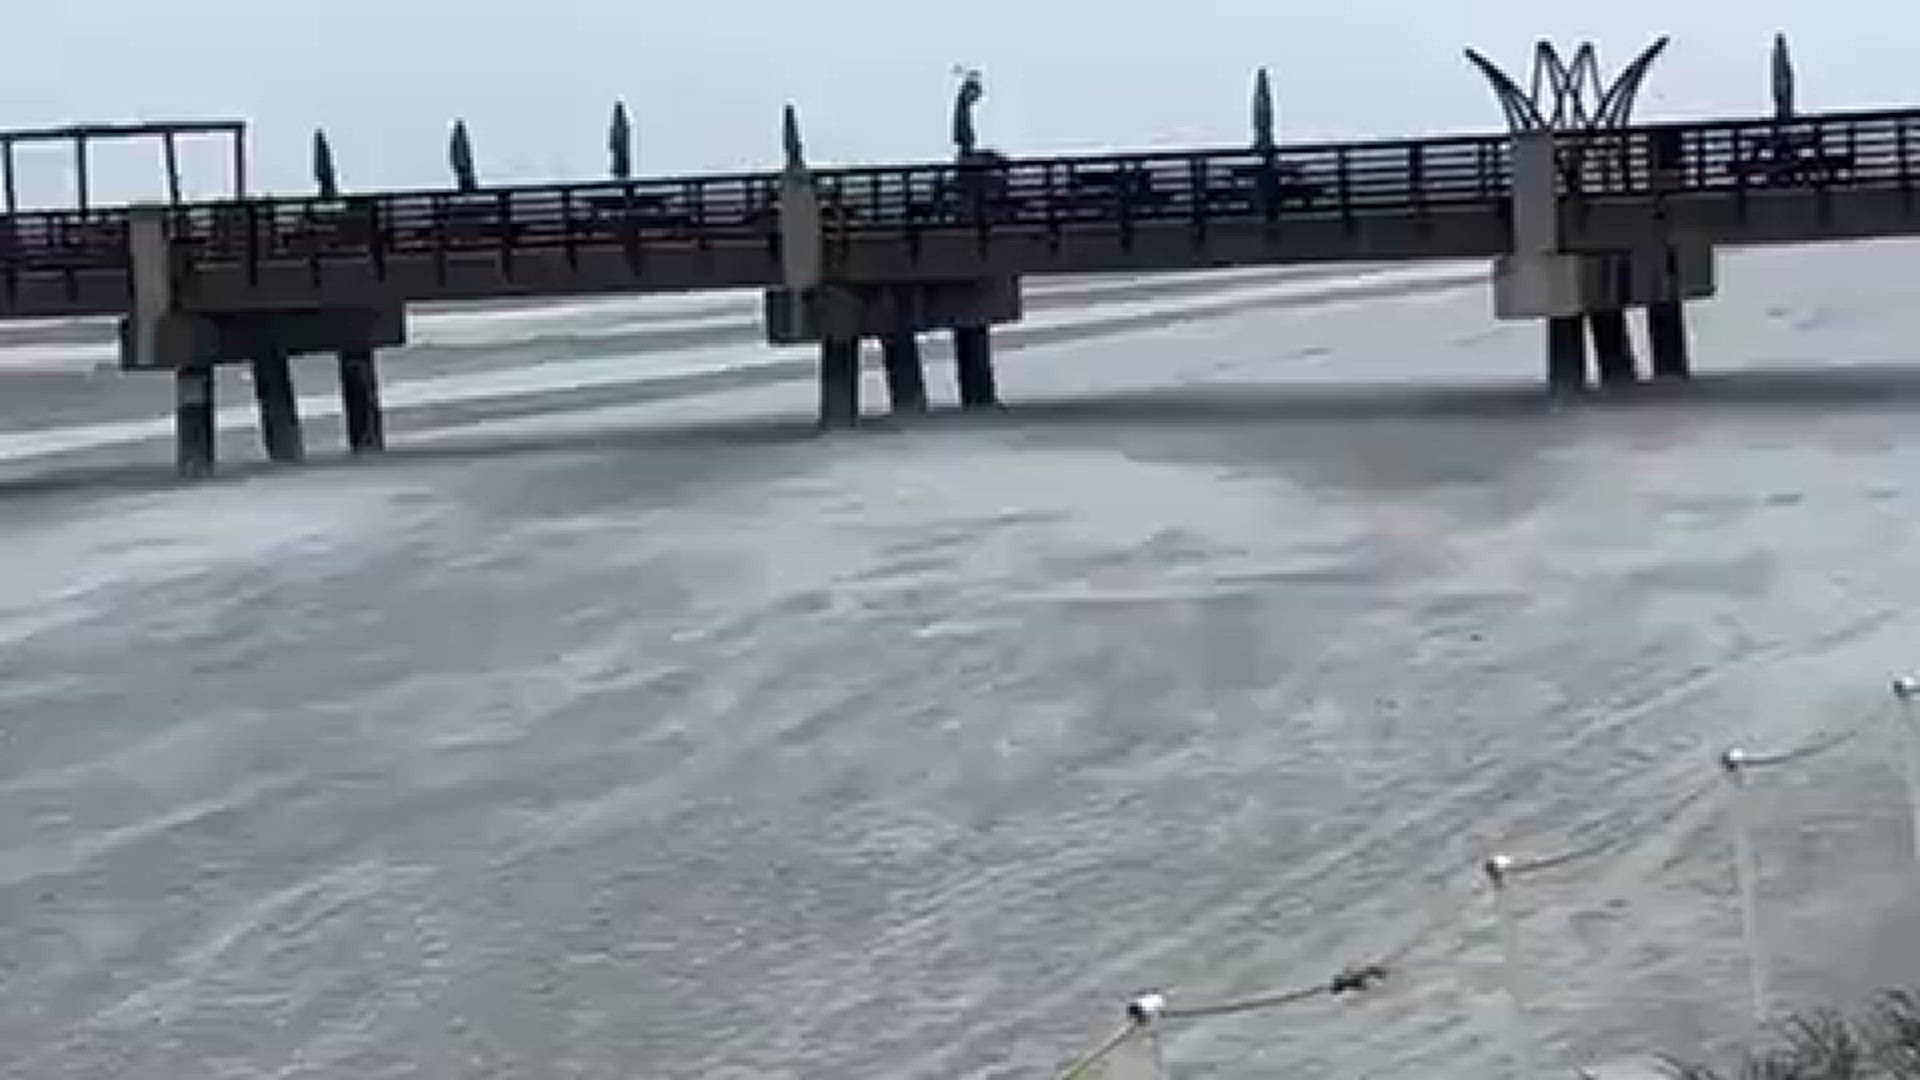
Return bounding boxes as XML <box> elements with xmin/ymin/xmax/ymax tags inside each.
<box><xmin>7</xmin><ymin>104</ymin><xmax>1920</xmax><ymax>475</ymax></box>
<box><xmin>5</xmin><ymin>106</ymin><xmax>1919</xmax><ymax>316</ymax></box>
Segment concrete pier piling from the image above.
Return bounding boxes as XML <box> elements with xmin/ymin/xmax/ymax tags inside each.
<box><xmin>953</xmin><ymin>326</ymin><xmax>998</xmax><ymax>409</ymax></box>
<box><xmin>819</xmin><ymin>337</ymin><xmax>861</xmax><ymax>429</ymax></box>
<box><xmin>338</xmin><ymin>348</ymin><xmax>386</xmax><ymax>452</ymax></box>
<box><xmin>251</xmin><ymin>347</ymin><xmax>305</xmax><ymax>463</ymax></box>
<box><xmin>881</xmin><ymin>334</ymin><xmax>928</xmax><ymax>415</ymax></box>
<box><xmin>1546</xmin><ymin>315</ymin><xmax>1587</xmax><ymax>395</ymax></box>
<box><xmin>175</xmin><ymin>361</ymin><xmax>216</xmax><ymax>479</ymax></box>
<box><xmin>1589</xmin><ymin>309</ymin><xmax>1639</xmax><ymax>387</ymax></box>
<box><xmin>767</xmin><ymin>280</ymin><xmax>1016</xmax><ymax>424</ymax></box>
<box><xmin>1647</xmin><ymin>300</ymin><xmax>1691</xmax><ymax>379</ymax></box>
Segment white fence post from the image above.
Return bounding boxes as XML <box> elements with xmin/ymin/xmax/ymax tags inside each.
<box><xmin>1720</xmin><ymin>748</ymin><xmax>1769</xmax><ymax>1027</ymax></box>
<box><xmin>1485</xmin><ymin>855</ymin><xmax>1537</xmax><ymax>1079</ymax></box>
<box><xmin>1059</xmin><ymin>996</ymin><xmax>1166</xmax><ymax>1080</ymax></box>
<box><xmin>1894</xmin><ymin>678</ymin><xmax>1920</xmax><ymax>867</ymax></box>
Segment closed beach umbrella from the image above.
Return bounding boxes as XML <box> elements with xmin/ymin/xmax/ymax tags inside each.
<box><xmin>782</xmin><ymin>103</ymin><xmax>805</xmax><ymax>173</ymax></box>
<box><xmin>449</xmin><ymin>119</ymin><xmax>477</xmax><ymax>192</ymax></box>
<box><xmin>1771</xmin><ymin>33</ymin><xmax>1795</xmax><ymax>120</ymax></box>
<box><xmin>1252</xmin><ymin>67</ymin><xmax>1276</xmax><ymax>152</ymax></box>
<box><xmin>312</xmin><ymin>128</ymin><xmax>339</xmax><ymax>200</ymax></box>
<box><xmin>609</xmin><ymin>101</ymin><xmax>633</xmax><ymax>180</ymax></box>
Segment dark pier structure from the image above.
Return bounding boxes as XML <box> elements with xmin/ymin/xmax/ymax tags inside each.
<box><xmin>3</xmin><ymin>35</ymin><xmax>1918</xmax><ymax>476</ymax></box>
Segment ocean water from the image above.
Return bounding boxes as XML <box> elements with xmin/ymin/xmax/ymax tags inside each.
<box><xmin>2</xmin><ymin>248</ymin><xmax>1920</xmax><ymax>1079</ymax></box>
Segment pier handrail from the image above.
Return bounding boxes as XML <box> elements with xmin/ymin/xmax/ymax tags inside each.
<box><xmin>0</xmin><ymin>105</ymin><xmax>1917</xmax><ymax>279</ymax></box>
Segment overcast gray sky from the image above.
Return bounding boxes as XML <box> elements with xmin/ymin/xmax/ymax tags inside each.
<box><xmin>5</xmin><ymin>0</ymin><xmax>1915</xmax><ymax>205</ymax></box>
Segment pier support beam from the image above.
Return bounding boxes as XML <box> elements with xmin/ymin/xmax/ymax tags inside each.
<box><xmin>175</xmin><ymin>360</ymin><xmax>215</xmax><ymax>480</ymax></box>
<box><xmin>1547</xmin><ymin>315</ymin><xmax>1587</xmax><ymax>396</ymax></box>
<box><xmin>1647</xmin><ymin>300</ymin><xmax>1691</xmax><ymax>380</ymax></box>
<box><xmin>252</xmin><ymin>347</ymin><xmax>304</xmax><ymax>463</ymax></box>
<box><xmin>881</xmin><ymin>333</ymin><xmax>927</xmax><ymax>415</ymax></box>
<box><xmin>819</xmin><ymin>337</ymin><xmax>861</xmax><ymax>429</ymax></box>
<box><xmin>953</xmin><ymin>326</ymin><xmax>998</xmax><ymax>409</ymax></box>
<box><xmin>767</xmin><ymin>279</ymin><xmax>1018</xmax><ymax>416</ymax></box>
<box><xmin>1589</xmin><ymin>308</ymin><xmax>1638</xmax><ymax>387</ymax></box>
<box><xmin>338</xmin><ymin>348</ymin><xmax>385</xmax><ymax>453</ymax></box>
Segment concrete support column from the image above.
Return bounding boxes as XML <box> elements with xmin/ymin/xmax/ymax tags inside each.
<box><xmin>881</xmin><ymin>333</ymin><xmax>928</xmax><ymax>415</ymax></box>
<box><xmin>175</xmin><ymin>361</ymin><xmax>216</xmax><ymax>480</ymax></box>
<box><xmin>1589</xmin><ymin>309</ymin><xmax>1638</xmax><ymax>387</ymax></box>
<box><xmin>1648</xmin><ymin>300</ymin><xmax>1691</xmax><ymax>380</ymax></box>
<box><xmin>819</xmin><ymin>337</ymin><xmax>861</xmax><ymax>429</ymax></box>
<box><xmin>339</xmin><ymin>348</ymin><xmax>386</xmax><ymax>453</ymax></box>
<box><xmin>1547</xmin><ymin>315</ymin><xmax>1587</xmax><ymax>396</ymax></box>
<box><xmin>252</xmin><ymin>348</ymin><xmax>305</xmax><ymax>463</ymax></box>
<box><xmin>953</xmin><ymin>326</ymin><xmax>998</xmax><ymax>409</ymax></box>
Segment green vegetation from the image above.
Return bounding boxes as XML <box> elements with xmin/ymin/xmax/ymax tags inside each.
<box><xmin>1664</xmin><ymin>992</ymin><xmax>1920</xmax><ymax>1079</ymax></box>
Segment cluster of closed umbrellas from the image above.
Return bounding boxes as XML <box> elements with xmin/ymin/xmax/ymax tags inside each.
<box><xmin>308</xmin><ymin>101</ymin><xmax>636</xmax><ymax>200</ymax></box>
<box><xmin>299</xmin><ymin>41</ymin><xmax>1806</xmax><ymax>204</ymax></box>
<box><xmin>304</xmin><ymin>70</ymin><xmax>1287</xmax><ymax>201</ymax></box>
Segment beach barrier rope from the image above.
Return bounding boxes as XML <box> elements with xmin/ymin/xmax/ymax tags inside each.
<box><xmin>1161</xmin><ymin>960</ymin><xmax>1391</xmax><ymax>1021</ymax></box>
<box><xmin>1722</xmin><ymin>698</ymin><xmax>1891</xmax><ymax>771</ymax></box>
<box><xmin>1054</xmin><ymin>963</ymin><xmax>1393</xmax><ymax>1080</ymax></box>
<box><xmin>1492</xmin><ymin>774</ymin><xmax>1722</xmax><ymax>882</ymax></box>
<box><xmin>1051</xmin><ymin>678</ymin><xmax>1920</xmax><ymax>1079</ymax></box>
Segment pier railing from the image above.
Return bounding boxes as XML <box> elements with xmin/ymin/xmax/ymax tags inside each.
<box><xmin>1554</xmin><ymin>108</ymin><xmax>1920</xmax><ymax>196</ymax></box>
<box><xmin>807</xmin><ymin>132</ymin><xmax>1514</xmax><ymax>230</ymax></box>
<box><xmin>1</xmin><ymin>106</ymin><xmax>1919</xmax><ymax>281</ymax></box>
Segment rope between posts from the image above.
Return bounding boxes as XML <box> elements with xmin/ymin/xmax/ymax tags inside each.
<box><xmin>1055</xmin><ymin>684</ymin><xmax>1913</xmax><ymax>1079</ymax></box>
<box><xmin>1734</xmin><ymin>700</ymin><xmax>1890</xmax><ymax>770</ymax></box>
<box><xmin>1050</xmin><ymin>870</ymin><xmax>1487</xmax><ymax>1079</ymax></box>
<box><xmin>1055</xmin><ymin>964</ymin><xmax>1396</xmax><ymax>1078</ymax></box>
<box><xmin>1153</xmin><ymin>859</ymin><xmax>1505</xmax><ymax>1029</ymax></box>
<box><xmin>1060</xmin><ymin>768</ymin><xmax>1727</xmax><ymax>1075</ymax></box>
<box><xmin>1501</xmin><ymin>776</ymin><xmax>1721</xmax><ymax>879</ymax></box>
<box><xmin>1162</xmin><ymin>962</ymin><xmax>1390</xmax><ymax>1021</ymax></box>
